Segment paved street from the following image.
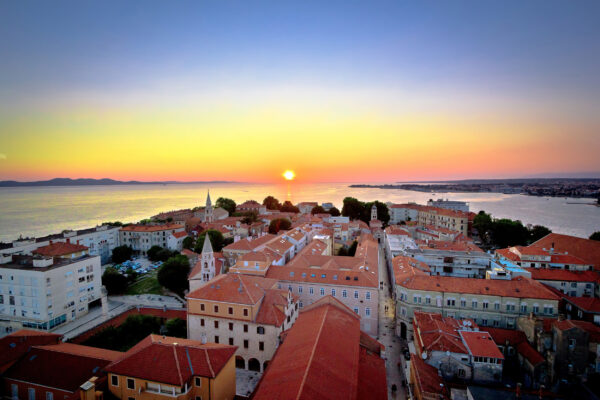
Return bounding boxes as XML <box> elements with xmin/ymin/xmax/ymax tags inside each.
<box><xmin>378</xmin><ymin>245</ymin><xmax>408</xmax><ymax>400</ymax></box>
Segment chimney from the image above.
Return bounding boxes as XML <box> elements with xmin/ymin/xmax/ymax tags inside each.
<box><xmin>49</xmin><ymin>240</ymin><xmax>53</xmax><ymax>245</ymax></box>
<box><xmin>80</xmin><ymin>377</ymin><xmax>98</xmax><ymax>400</ymax></box>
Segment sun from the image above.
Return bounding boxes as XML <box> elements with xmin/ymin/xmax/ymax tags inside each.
<box><xmin>283</xmin><ymin>170</ymin><xmax>295</xmax><ymax>181</ymax></box>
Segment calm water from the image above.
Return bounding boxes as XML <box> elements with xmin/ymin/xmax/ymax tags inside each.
<box><xmin>0</xmin><ymin>182</ymin><xmax>599</xmax><ymax>242</ymax></box>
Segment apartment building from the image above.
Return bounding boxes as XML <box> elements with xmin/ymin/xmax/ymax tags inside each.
<box><xmin>392</xmin><ymin>256</ymin><xmax>560</xmax><ymax>339</ymax></box>
<box><xmin>187</xmin><ymin>273</ymin><xmax>298</xmax><ymax>373</ymax></box>
<box><xmin>413</xmin><ymin>311</ymin><xmax>504</xmax><ymax>384</ymax></box>
<box><xmin>427</xmin><ymin>198</ymin><xmax>469</xmax><ymax>212</ymax></box>
<box><xmin>530</xmin><ymin>233</ymin><xmax>600</xmax><ymax>271</ymax></box>
<box><xmin>389</xmin><ymin>203</ymin><xmax>421</xmax><ymax>224</ymax></box>
<box><xmin>0</xmin><ymin>242</ymin><xmax>102</xmax><ymax>335</ymax></box>
<box><xmin>119</xmin><ymin>223</ymin><xmax>185</xmax><ymax>256</ymax></box>
<box><xmin>417</xmin><ymin>207</ymin><xmax>470</xmax><ymax>236</ymax></box>
<box><xmin>296</xmin><ymin>202</ymin><xmax>318</xmax><ymax>214</ymax></box>
<box><xmin>1</xmin><ymin>224</ymin><xmax>121</xmax><ymax>264</ymax></box>
<box><xmin>407</xmin><ymin>240</ymin><xmax>491</xmax><ymax>278</ymax></box>
<box><xmin>265</xmin><ymin>234</ymin><xmax>380</xmax><ymax>336</ymax></box>
<box><xmin>253</xmin><ymin>296</ymin><xmax>387</xmax><ymax>400</ymax></box>
<box><xmin>105</xmin><ymin>334</ymin><xmax>236</xmax><ymax>400</ymax></box>
<box><xmin>496</xmin><ymin>246</ymin><xmax>593</xmax><ymax>271</ymax></box>
<box><xmin>528</xmin><ymin>268</ymin><xmax>598</xmax><ymax>297</ymax></box>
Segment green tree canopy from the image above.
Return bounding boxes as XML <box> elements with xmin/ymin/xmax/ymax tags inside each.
<box><xmin>147</xmin><ymin>245</ymin><xmax>163</xmax><ymax>261</ymax></box>
<box><xmin>590</xmin><ymin>231</ymin><xmax>600</xmax><ymax>241</ymax></box>
<box><xmin>157</xmin><ymin>255</ymin><xmax>190</xmax><ymax>296</ymax></box>
<box><xmin>102</xmin><ymin>267</ymin><xmax>128</xmax><ymax>295</ymax></box>
<box><xmin>112</xmin><ymin>245</ymin><xmax>133</xmax><ymax>264</ymax></box>
<box><xmin>529</xmin><ymin>225</ymin><xmax>552</xmax><ymax>243</ymax></box>
<box><xmin>280</xmin><ymin>201</ymin><xmax>299</xmax><ymax>213</ymax></box>
<box><xmin>473</xmin><ymin>211</ymin><xmax>493</xmax><ymax>237</ymax></box>
<box><xmin>182</xmin><ymin>236</ymin><xmax>194</xmax><ymax>250</ymax></box>
<box><xmin>341</xmin><ymin>197</ymin><xmax>364</xmax><ymax>220</ymax></box>
<box><xmin>269</xmin><ymin>218</ymin><xmax>292</xmax><ymax>234</ymax></box>
<box><xmin>311</xmin><ymin>205</ymin><xmax>326</xmax><ymax>215</ymax></box>
<box><xmin>83</xmin><ymin>315</ymin><xmax>162</xmax><ymax>351</ymax></box>
<box><xmin>363</xmin><ymin>201</ymin><xmax>390</xmax><ymax>225</ymax></box>
<box><xmin>216</xmin><ymin>197</ymin><xmax>236</xmax><ymax>215</ymax></box>
<box><xmin>329</xmin><ymin>206</ymin><xmax>341</xmax><ymax>216</ymax></box>
<box><xmin>194</xmin><ymin>229</ymin><xmax>226</xmax><ymax>253</ymax></box>
<box><xmin>491</xmin><ymin>219</ymin><xmax>529</xmax><ymax>248</ymax></box>
<box><xmin>263</xmin><ymin>196</ymin><xmax>282</xmax><ymax>210</ymax></box>
<box><xmin>165</xmin><ymin>318</ymin><xmax>187</xmax><ymax>338</ymax></box>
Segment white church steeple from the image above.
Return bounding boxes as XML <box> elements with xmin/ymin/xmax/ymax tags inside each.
<box><xmin>204</xmin><ymin>190</ymin><xmax>214</xmax><ymax>223</ymax></box>
<box><xmin>201</xmin><ymin>235</ymin><xmax>215</xmax><ymax>282</ymax></box>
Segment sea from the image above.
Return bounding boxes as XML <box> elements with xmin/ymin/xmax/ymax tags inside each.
<box><xmin>0</xmin><ymin>182</ymin><xmax>599</xmax><ymax>243</ymax></box>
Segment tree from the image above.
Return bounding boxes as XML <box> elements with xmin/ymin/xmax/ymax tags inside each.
<box><xmin>329</xmin><ymin>207</ymin><xmax>341</xmax><ymax>216</ymax></box>
<box><xmin>216</xmin><ymin>197</ymin><xmax>236</xmax><ymax>215</ymax></box>
<box><xmin>194</xmin><ymin>229</ymin><xmax>225</xmax><ymax>253</ymax></box>
<box><xmin>528</xmin><ymin>225</ymin><xmax>552</xmax><ymax>244</ymax></box>
<box><xmin>280</xmin><ymin>201</ymin><xmax>299</xmax><ymax>213</ymax></box>
<box><xmin>341</xmin><ymin>197</ymin><xmax>364</xmax><ymax>220</ymax></box>
<box><xmin>263</xmin><ymin>196</ymin><xmax>282</xmax><ymax>210</ymax></box>
<box><xmin>590</xmin><ymin>232</ymin><xmax>600</xmax><ymax>241</ymax></box>
<box><xmin>269</xmin><ymin>218</ymin><xmax>292</xmax><ymax>234</ymax></box>
<box><xmin>102</xmin><ymin>267</ymin><xmax>128</xmax><ymax>295</ymax></box>
<box><xmin>311</xmin><ymin>205</ymin><xmax>326</xmax><ymax>215</ymax></box>
<box><xmin>490</xmin><ymin>219</ymin><xmax>529</xmax><ymax>248</ymax></box>
<box><xmin>83</xmin><ymin>315</ymin><xmax>162</xmax><ymax>351</ymax></box>
<box><xmin>112</xmin><ymin>245</ymin><xmax>133</xmax><ymax>264</ymax></box>
<box><xmin>157</xmin><ymin>255</ymin><xmax>190</xmax><ymax>296</ymax></box>
<box><xmin>102</xmin><ymin>221</ymin><xmax>123</xmax><ymax>226</ymax></box>
<box><xmin>182</xmin><ymin>236</ymin><xmax>194</xmax><ymax>250</ymax></box>
<box><xmin>240</xmin><ymin>211</ymin><xmax>258</xmax><ymax>225</ymax></box>
<box><xmin>165</xmin><ymin>318</ymin><xmax>187</xmax><ymax>338</ymax></box>
<box><xmin>147</xmin><ymin>245</ymin><xmax>163</xmax><ymax>261</ymax></box>
<box><xmin>473</xmin><ymin>211</ymin><xmax>493</xmax><ymax>241</ymax></box>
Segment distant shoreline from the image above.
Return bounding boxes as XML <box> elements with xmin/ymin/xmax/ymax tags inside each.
<box><xmin>0</xmin><ymin>178</ymin><xmax>241</xmax><ymax>187</ymax></box>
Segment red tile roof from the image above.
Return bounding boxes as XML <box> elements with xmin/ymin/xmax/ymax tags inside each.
<box><xmin>416</xmin><ymin>239</ymin><xmax>483</xmax><ymax>253</ymax></box>
<box><xmin>36</xmin><ymin>342</ymin><xmax>122</xmax><ymax>361</ymax></box>
<box><xmin>253</xmin><ymin>296</ymin><xmax>385</xmax><ymax>400</ymax></box>
<box><xmin>516</xmin><ymin>341</ymin><xmax>545</xmax><ymax>366</ymax></box>
<box><xmin>459</xmin><ymin>331</ymin><xmax>504</xmax><ymax>359</ymax></box>
<box><xmin>564</xmin><ymin>296</ymin><xmax>600</xmax><ymax>313</ymax></box>
<box><xmin>33</xmin><ymin>242</ymin><xmax>88</xmax><ymax>256</ymax></box>
<box><xmin>4</xmin><ymin>345</ymin><xmax>113</xmax><ymax>393</ymax></box>
<box><xmin>187</xmin><ymin>273</ymin><xmax>277</xmax><ymax>305</ymax></box>
<box><xmin>0</xmin><ymin>330</ymin><xmax>62</xmax><ymax>374</ymax></box>
<box><xmin>410</xmin><ymin>354</ymin><xmax>449</xmax><ymax>400</ymax></box>
<box><xmin>120</xmin><ymin>223</ymin><xmax>184</xmax><ymax>232</ymax></box>
<box><xmin>223</xmin><ymin>234</ymin><xmax>276</xmax><ymax>251</ymax></box>
<box><xmin>393</xmin><ymin>257</ymin><xmax>559</xmax><ymax>300</ymax></box>
<box><xmin>413</xmin><ymin>312</ymin><xmax>470</xmax><ymax>354</ymax></box>
<box><xmin>384</xmin><ymin>225</ymin><xmax>410</xmax><ymax>236</ymax></box>
<box><xmin>171</xmin><ymin>230</ymin><xmax>188</xmax><ymax>238</ymax></box>
<box><xmin>552</xmin><ymin>318</ymin><xmax>600</xmax><ymax>342</ymax></box>
<box><xmin>255</xmin><ymin>289</ymin><xmax>293</xmax><ymax>326</ymax></box>
<box><xmin>480</xmin><ymin>327</ymin><xmax>527</xmax><ymax>347</ymax></box>
<box><xmin>105</xmin><ymin>335</ymin><xmax>236</xmax><ymax>385</ymax></box>
<box><xmin>531</xmin><ymin>233</ymin><xmax>600</xmax><ymax>269</ymax></box>
<box><xmin>529</xmin><ymin>268</ymin><xmax>599</xmax><ymax>282</ymax></box>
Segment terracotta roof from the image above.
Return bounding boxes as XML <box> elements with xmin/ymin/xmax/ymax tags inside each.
<box><xmin>531</xmin><ymin>233</ymin><xmax>600</xmax><ymax>269</ymax></box>
<box><xmin>564</xmin><ymin>296</ymin><xmax>600</xmax><ymax>313</ymax></box>
<box><xmin>36</xmin><ymin>342</ymin><xmax>122</xmax><ymax>361</ymax></box>
<box><xmin>223</xmin><ymin>234</ymin><xmax>276</xmax><ymax>251</ymax></box>
<box><xmin>33</xmin><ymin>242</ymin><xmax>88</xmax><ymax>256</ymax></box>
<box><xmin>171</xmin><ymin>230</ymin><xmax>188</xmax><ymax>238</ymax></box>
<box><xmin>105</xmin><ymin>335</ymin><xmax>236</xmax><ymax>385</ymax></box>
<box><xmin>120</xmin><ymin>223</ymin><xmax>184</xmax><ymax>232</ymax></box>
<box><xmin>413</xmin><ymin>312</ymin><xmax>471</xmax><ymax>354</ymax></box>
<box><xmin>0</xmin><ymin>330</ymin><xmax>62</xmax><ymax>374</ymax></box>
<box><xmin>296</xmin><ymin>239</ymin><xmax>329</xmax><ymax>256</ymax></box>
<box><xmin>552</xmin><ymin>318</ymin><xmax>600</xmax><ymax>342</ymax></box>
<box><xmin>253</xmin><ymin>296</ymin><xmax>385</xmax><ymax>400</ymax></box>
<box><xmin>480</xmin><ymin>327</ymin><xmax>527</xmax><ymax>347</ymax></box>
<box><xmin>529</xmin><ymin>268</ymin><xmax>599</xmax><ymax>282</ymax></box>
<box><xmin>394</xmin><ymin>258</ymin><xmax>559</xmax><ymax>300</ymax></box>
<box><xmin>416</xmin><ymin>240</ymin><xmax>483</xmax><ymax>253</ymax></box>
<box><xmin>515</xmin><ymin>341</ymin><xmax>545</xmax><ymax>366</ymax></box>
<box><xmin>4</xmin><ymin>346</ymin><xmax>113</xmax><ymax>393</ymax></box>
<box><xmin>255</xmin><ymin>289</ymin><xmax>294</xmax><ymax>326</ymax></box>
<box><xmin>187</xmin><ymin>273</ymin><xmax>277</xmax><ymax>305</ymax></box>
<box><xmin>384</xmin><ymin>225</ymin><xmax>410</xmax><ymax>236</ymax></box>
<box><xmin>393</xmin><ymin>256</ymin><xmax>431</xmax><ymax>282</ymax></box>
<box><xmin>410</xmin><ymin>354</ymin><xmax>449</xmax><ymax>400</ymax></box>
<box><xmin>460</xmin><ymin>331</ymin><xmax>504</xmax><ymax>359</ymax></box>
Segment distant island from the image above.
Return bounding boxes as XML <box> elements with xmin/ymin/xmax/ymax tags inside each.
<box><xmin>0</xmin><ymin>178</ymin><xmax>239</xmax><ymax>187</ymax></box>
<box><xmin>350</xmin><ymin>178</ymin><xmax>600</xmax><ymax>199</ymax></box>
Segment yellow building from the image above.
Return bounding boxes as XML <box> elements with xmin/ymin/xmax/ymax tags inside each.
<box><xmin>105</xmin><ymin>334</ymin><xmax>237</xmax><ymax>400</ymax></box>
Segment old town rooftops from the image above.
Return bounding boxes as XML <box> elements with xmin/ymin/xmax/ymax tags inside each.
<box><xmin>33</xmin><ymin>241</ymin><xmax>88</xmax><ymax>256</ymax></box>
<box><xmin>187</xmin><ymin>273</ymin><xmax>277</xmax><ymax>304</ymax></box>
<box><xmin>105</xmin><ymin>335</ymin><xmax>236</xmax><ymax>385</ymax></box>
<box><xmin>223</xmin><ymin>234</ymin><xmax>276</xmax><ymax>251</ymax></box>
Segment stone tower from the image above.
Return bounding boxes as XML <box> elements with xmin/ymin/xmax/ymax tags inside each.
<box><xmin>371</xmin><ymin>204</ymin><xmax>378</xmax><ymax>221</ymax></box>
<box><xmin>204</xmin><ymin>190</ymin><xmax>214</xmax><ymax>223</ymax></box>
<box><xmin>201</xmin><ymin>235</ymin><xmax>216</xmax><ymax>282</ymax></box>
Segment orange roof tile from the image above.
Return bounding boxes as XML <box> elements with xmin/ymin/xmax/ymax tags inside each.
<box><xmin>223</xmin><ymin>234</ymin><xmax>276</xmax><ymax>251</ymax></box>
<box><xmin>187</xmin><ymin>273</ymin><xmax>276</xmax><ymax>305</ymax></box>
<box><xmin>531</xmin><ymin>233</ymin><xmax>600</xmax><ymax>269</ymax></box>
<box><xmin>529</xmin><ymin>268</ymin><xmax>599</xmax><ymax>282</ymax></box>
<box><xmin>564</xmin><ymin>296</ymin><xmax>600</xmax><ymax>313</ymax></box>
<box><xmin>33</xmin><ymin>242</ymin><xmax>88</xmax><ymax>256</ymax></box>
<box><xmin>460</xmin><ymin>331</ymin><xmax>504</xmax><ymax>359</ymax></box>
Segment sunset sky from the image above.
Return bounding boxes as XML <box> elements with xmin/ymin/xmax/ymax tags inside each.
<box><xmin>1</xmin><ymin>1</ymin><xmax>599</xmax><ymax>183</ymax></box>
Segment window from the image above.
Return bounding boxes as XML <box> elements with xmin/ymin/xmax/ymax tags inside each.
<box><xmin>353</xmin><ymin>307</ymin><xmax>359</xmax><ymax>314</ymax></box>
<box><xmin>214</xmin><ymin>305</ymin><xmax>219</xmax><ymax>313</ymax></box>
<box><xmin>243</xmin><ymin>308</ymin><xmax>248</xmax><ymax>316</ymax></box>
<box><xmin>331</xmin><ymin>289</ymin><xmax>336</xmax><ymax>297</ymax></box>
<box><xmin>200</xmin><ymin>319</ymin><xmax>205</xmax><ymax>327</ymax></box>
<box><xmin>200</xmin><ymin>303</ymin><xmax>205</xmax><ymax>311</ymax></box>
<box><xmin>298</xmin><ymin>286</ymin><xmax>303</xmax><ymax>293</ymax></box>
<box><xmin>494</xmin><ymin>302</ymin><xmax>500</xmax><ymax>311</ymax></box>
<box><xmin>365</xmin><ymin>308</ymin><xmax>371</xmax><ymax>317</ymax></box>
<box><xmin>447</xmin><ymin>299</ymin><xmax>455</xmax><ymax>306</ymax></box>
<box><xmin>259</xmin><ymin>341</ymin><xmax>264</xmax><ymax>351</ymax></box>
<box><xmin>127</xmin><ymin>378</ymin><xmax>135</xmax><ymax>389</ymax></box>
<box><xmin>472</xmin><ymin>300</ymin><xmax>477</xmax><ymax>308</ymax></box>
<box><xmin>228</xmin><ymin>322</ymin><xmax>233</xmax><ymax>331</ymax></box>
<box><xmin>244</xmin><ymin>324</ymin><xmax>248</xmax><ymax>332</ymax></box>
<box><xmin>425</xmin><ymin>297</ymin><xmax>431</xmax><ymax>304</ymax></box>
<box><xmin>483</xmin><ymin>301</ymin><xmax>489</xmax><ymax>309</ymax></box>
<box><xmin>354</xmin><ymin>291</ymin><xmax>359</xmax><ymax>299</ymax></box>
<box><xmin>111</xmin><ymin>375</ymin><xmax>119</xmax><ymax>386</ymax></box>
<box><xmin>544</xmin><ymin>305</ymin><xmax>554</xmax><ymax>315</ymax></box>
<box><xmin>243</xmin><ymin>339</ymin><xmax>249</xmax><ymax>348</ymax></box>
<box><xmin>342</xmin><ymin>290</ymin><xmax>347</xmax><ymax>298</ymax></box>
<box><xmin>320</xmin><ymin>288</ymin><xmax>325</xmax><ymax>296</ymax></box>
<box><xmin>214</xmin><ymin>321</ymin><xmax>219</xmax><ymax>329</ymax></box>
<box><xmin>460</xmin><ymin>299</ymin><xmax>466</xmax><ymax>307</ymax></box>
<box><xmin>569</xmin><ymin>338</ymin><xmax>576</xmax><ymax>348</ymax></box>
<box><xmin>458</xmin><ymin>369</ymin><xmax>466</xmax><ymax>378</ymax></box>
<box><xmin>229</xmin><ymin>338</ymin><xmax>234</xmax><ymax>346</ymax></box>
<box><xmin>533</xmin><ymin>304</ymin><xmax>539</xmax><ymax>314</ymax></box>
<box><xmin>257</xmin><ymin>326</ymin><xmax>265</xmax><ymax>334</ymax></box>
<box><xmin>520</xmin><ymin>304</ymin><xmax>527</xmax><ymax>313</ymax></box>
<box><xmin>309</xmin><ymin>287</ymin><xmax>314</xmax><ymax>295</ymax></box>
<box><xmin>366</xmin><ymin>291</ymin><xmax>371</xmax><ymax>300</ymax></box>
<box><xmin>46</xmin><ymin>392</ymin><xmax>53</xmax><ymax>400</ymax></box>
<box><xmin>195</xmin><ymin>377</ymin><xmax>201</xmax><ymax>386</ymax></box>
<box><xmin>28</xmin><ymin>389</ymin><xmax>35</xmax><ymax>400</ymax></box>
<box><xmin>214</xmin><ymin>336</ymin><xmax>219</xmax><ymax>343</ymax></box>
<box><xmin>228</xmin><ymin>307</ymin><xmax>233</xmax><ymax>315</ymax></box>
